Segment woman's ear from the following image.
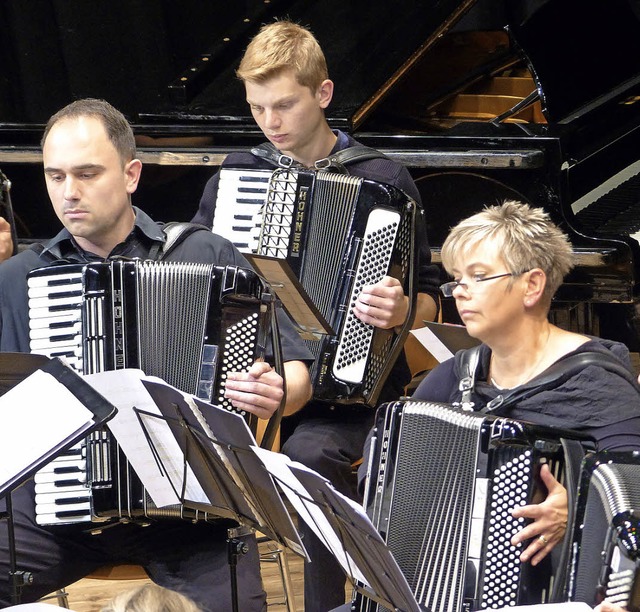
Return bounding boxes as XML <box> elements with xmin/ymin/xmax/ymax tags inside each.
<box><xmin>523</xmin><ymin>269</ymin><xmax>546</xmax><ymax>307</ymax></box>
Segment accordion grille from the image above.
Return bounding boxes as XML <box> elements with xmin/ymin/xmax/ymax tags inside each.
<box><xmin>135</xmin><ymin>261</ymin><xmax>212</xmax><ymax>395</ymax></box>
<box><xmin>388</xmin><ymin>403</ymin><xmax>483</xmax><ymax>612</ymax></box>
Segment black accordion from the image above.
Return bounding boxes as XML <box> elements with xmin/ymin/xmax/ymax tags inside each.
<box><xmin>212</xmin><ymin>166</ymin><xmax>418</xmax><ymax>405</ymax></box>
<box><xmin>354</xmin><ymin>400</ymin><xmax>587</xmax><ymax>612</ymax></box>
<box><xmin>567</xmin><ymin>451</ymin><xmax>640</xmax><ymax>611</ymax></box>
<box><xmin>27</xmin><ymin>260</ymin><xmax>273</xmax><ymax>526</ymax></box>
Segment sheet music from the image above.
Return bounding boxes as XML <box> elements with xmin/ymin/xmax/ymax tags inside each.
<box><xmin>185</xmin><ymin>394</ymin><xmax>267</xmax><ymax>525</ymax></box>
<box><xmin>252</xmin><ymin>446</ymin><xmax>365</xmax><ymax>579</ymax></box>
<box><xmin>83</xmin><ymin>370</ymin><xmax>210</xmax><ymax>508</ymax></box>
<box><xmin>411</xmin><ymin>321</ymin><xmax>480</xmax><ymax>363</ymax></box>
<box><xmin>0</xmin><ymin>368</ymin><xmax>95</xmax><ymax>490</ymax></box>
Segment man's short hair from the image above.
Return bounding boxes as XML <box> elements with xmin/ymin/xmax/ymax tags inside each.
<box><xmin>441</xmin><ymin>200</ymin><xmax>574</xmax><ymax>300</ymax></box>
<box><xmin>41</xmin><ymin>98</ymin><xmax>136</xmax><ymax>165</ymax></box>
<box><xmin>236</xmin><ymin>20</ymin><xmax>328</xmax><ymax>92</ymax></box>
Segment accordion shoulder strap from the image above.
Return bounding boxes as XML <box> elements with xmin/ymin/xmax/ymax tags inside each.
<box><xmin>156</xmin><ymin>221</ymin><xmax>210</xmax><ymax>261</ymax></box>
<box><xmin>250</xmin><ymin>141</ymin><xmax>389</xmax><ymax>173</ymax></box>
<box><xmin>456</xmin><ymin>347</ymin><xmax>639</xmax><ymax>412</ymax></box>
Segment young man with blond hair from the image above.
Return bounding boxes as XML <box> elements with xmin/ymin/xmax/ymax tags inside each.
<box><xmin>192</xmin><ymin>20</ymin><xmax>441</xmax><ymax>611</ymax></box>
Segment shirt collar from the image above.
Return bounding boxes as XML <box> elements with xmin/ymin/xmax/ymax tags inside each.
<box><xmin>40</xmin><ymin>206</ymin><xmax>165</xmax><ymax>261</ymax></box>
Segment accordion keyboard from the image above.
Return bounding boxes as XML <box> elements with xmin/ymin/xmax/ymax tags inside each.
<box><xmin>27</xmin><ymin>269</ymin><xmax>85</xmax><ymax>372</ymax></box>
<box><xmin>213</xmin><ymin>168</ymin><xmax>272</xmax><ymax>251</ymax></box>
<box><xmin>33</xmin><ymin>445</ymin><xmax>92</xmax><ymax>524</ymax></box>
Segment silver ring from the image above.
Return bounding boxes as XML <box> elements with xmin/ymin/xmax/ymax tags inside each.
<box><xmin>538</xmin><ymin>534</ymin><xmax>549</xmax><ymax>545</ymax></box>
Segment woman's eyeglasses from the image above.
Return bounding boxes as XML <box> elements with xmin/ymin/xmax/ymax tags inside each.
<box><xmin>440</xmin><ymin>271</ymin><xmax>529</xmax><ymax>297</ymax></box>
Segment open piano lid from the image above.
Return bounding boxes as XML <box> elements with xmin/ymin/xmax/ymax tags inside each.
<box><xmin>140</xmin><ymin>0</ymin><xmax>478</xmax><ymax>130</ymax></box>
<box><xmin>506</xmin><ymin>0</ymin><xmax>640</xmax><ymax>125</ymax></box>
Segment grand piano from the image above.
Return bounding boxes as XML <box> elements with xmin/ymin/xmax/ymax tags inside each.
<box><xmin>1</xmin><ymin>0</ymin><xmax>640</xmax><ymax>348</ymax></box>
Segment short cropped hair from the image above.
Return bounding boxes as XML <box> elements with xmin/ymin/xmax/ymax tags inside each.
<box><xmin>236</xmin><ymin>20</ymin><xmax>328</xmax><ymax>91</ymax></box>
<box><xmin>441</xmin><ymin>200</ymin><xmax>574</xmax><ymax>300</ymax></box>
<box><xmin>101</xmin><ymin>583</ymin><xmax>201</xmax><ymax>612</ymax></box>
<box><xmin>41</xmin><ymin>98</ymin><xmax>136</xmax><ymax>166</ymax></box>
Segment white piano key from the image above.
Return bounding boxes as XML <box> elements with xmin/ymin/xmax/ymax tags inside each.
<box><xmin>28</xmin><ymin>295</ymin><xmax>83</xmax><ymax>310</ymax></box>
<box><xmin>29</xmin><ymin>322</ymin><xmax>82</xmax><ymax>340</ymax></box>
<box><xmin>35</xmin><ymin>510</ymin><xmax>93</xmax><ymax>526</ymax></box>
<box><xmin>29</xmin><ymin>312</ymin><xmax>80</xmax><ymax>329</ymax></box>
<box><xmin>29</xmin><ymin>336</ymin><xmax>82</xmax><ymax>352</ymax></box>
<box><xmin>34</xmin><ymin>480</ymin><xmax>88</xmax><ymax>495</ymax></box>
<box><xmin>27</xmin><ymin>271</ymin><xmax>83</xmax><ymax>288</ymax></box>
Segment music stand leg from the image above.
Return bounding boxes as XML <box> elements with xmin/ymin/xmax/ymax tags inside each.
<box><xmin>227</xmin><ymin>530</ymin><xmax>249</xmax><ymax>612</ymax></box>
<box><xmin>2</xmin><ymin>492</ymin><xmax>33</xmax><ymax>604</ymax></box>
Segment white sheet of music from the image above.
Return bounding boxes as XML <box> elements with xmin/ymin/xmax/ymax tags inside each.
<box><xmin>252</xmin><ymin>446</ymin><xmax>367</xmax><ymax>580</ymax></box>
<box><xmin>83</xmin><ymin>369</ymin><xmax>210</xmax><ymax>508</ymax></box>
<box><xmin>0</xmin><ymin>368</ymin><xmax>94</xmax><ymax>490</ymax></box>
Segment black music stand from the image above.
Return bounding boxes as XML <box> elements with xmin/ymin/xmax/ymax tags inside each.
<box><xmin>253</xmin><ymin>449</ymin><xmax>426</xmax><ymax>612</ymax></box>
<box><xmin>0</xmin><ymin>355</ymin><xmax>117</xmax><ymax>604</ymax></box>
<box><xmin>102</xmin><ymin>375</ymin><xmax>305</xmax><ymax>612</ymax></box>
<box><xmin>246</xmin><ymin>254</ymin><xmax>334</xmax><ymax>339</ymax></box>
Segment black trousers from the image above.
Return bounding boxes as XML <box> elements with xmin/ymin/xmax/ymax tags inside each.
<box><xmin>0</xmin><ymin>483</ymin><xmax>266</xmax><ymax>611</ymax></box>
<box><xmin>281</xmin><ymin>410</ymin><xmax>374</xmax><ymax>612</ymax></box>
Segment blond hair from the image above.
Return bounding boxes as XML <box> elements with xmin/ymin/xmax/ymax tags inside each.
<box><xmin>237</xmin><ymin>20</ymin><xmax>328</xmax><ymax>91</ymax></box>
<box><xmin>101</xmin><ymin>583</ymin><xmax>202</xmax><ymax>612</ymax></box>
<box><xmin>441</xmin><ymin>200</ymin><xmax>574</xmax><ymax>300</ymax></box>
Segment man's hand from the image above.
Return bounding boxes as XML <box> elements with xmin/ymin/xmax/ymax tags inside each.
<box><xmin>353</xmin><ymin>276</ymin><xmax>409</xmax><ymax>330</ymax></box>
<box><xmin>0</xmin><ymin>217</ymin><xmax>13</xmax><ymax>262</ymax></box>
<box><xmin>510</xmin><ymin>463</ymin><xmax>568</xmax><ymax>565</ymax></box>
<box><xmin>224</xmin><ymin>360</ymin><xmax>285</xmax><ymax>420</ymax></box>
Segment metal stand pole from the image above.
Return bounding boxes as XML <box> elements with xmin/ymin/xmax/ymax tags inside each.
<box><xmin>227</xmin><ymin>530</ymin><xmax>249</xmax><ymax>612</ymax></box>
<box><xmin>2</xmin><ymin>492</ymin><xmax>33</xmax><ymax>605</ymax></box>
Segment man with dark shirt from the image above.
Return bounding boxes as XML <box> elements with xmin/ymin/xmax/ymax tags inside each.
<box><xmin>191</xmin><ymin>21</ymin><xmax>441</xmax><ymax>611</ymax></box>
<box><xmin>0</xmin><ymin>98</ymin><xmax>313</xmax><ymax>611</ymax></box>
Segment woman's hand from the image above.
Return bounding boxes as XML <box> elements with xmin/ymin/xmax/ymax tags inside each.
<box><xmin>510</xmin><ymin>463</ymin><xmax>568</xmax><ymax>565</ymax></box>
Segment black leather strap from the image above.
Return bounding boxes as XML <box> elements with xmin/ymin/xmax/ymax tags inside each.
<box><xmin>250</xmin><ymin>142</ymin><xmax>388</xmax><ymax>172</ymax></box>
<box><xmin>455</xmin><ymin>347</ymin><xmax>640</xmax><ymax>413</ymax></box>
<box><xmin>157</xmin><ymin>221</ymin><xmax>209</xmax><ymax>261</ymax></box>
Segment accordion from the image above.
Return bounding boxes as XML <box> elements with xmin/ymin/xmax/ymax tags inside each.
<box><xmin>27</xmin><ymin>260</ymin><xmax>273</xmax><ymax>525</ymax></box>
<box><xmin>212</xmin><ymin>166</ymin><xmax>418</xmax><ymax>405</ymax></box>
<box><xmin>354</xmin><ymin>400</ymin><xmax>587</xmax><ymax>612</ymax></box>
<box><xmin>567</xmin><ymin>451</ymin><xmax>640</xmax><ymax>611</ymax></box>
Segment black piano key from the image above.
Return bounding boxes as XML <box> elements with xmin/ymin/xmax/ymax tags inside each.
<box><xmin>53</xmin><ymin>466</ymin><xmax>82</xmax><ymax>474</ymax></box>
<box><xmin>56</xmin><ymin>496</ymin><xmax>91</xmax><ymax>506</ymax></box>
<box><xmin>55</xmin><ymin>478</ymin><xmax>85</xmax><ymax>487</ymax></box>
<box><xmin>56</xmin><ymin>510</ymin><xmax>91</xmax><ymax>519</ymax></box>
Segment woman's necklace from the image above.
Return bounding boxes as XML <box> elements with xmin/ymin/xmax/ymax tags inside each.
<box><xmin>489</xmin><ymin>328</ymin><xmax>552</xmax><ymax>389</ymax></box>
